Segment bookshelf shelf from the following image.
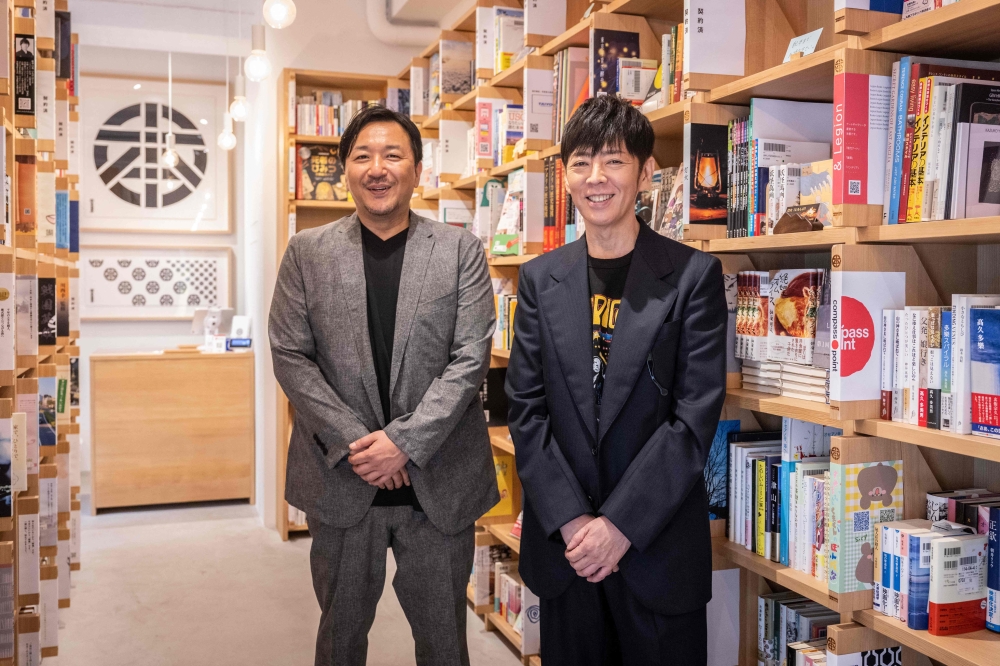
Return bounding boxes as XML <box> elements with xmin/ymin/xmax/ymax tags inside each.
<box><xmin>488</xmin><ymin>523</ymin><xmax>521</xmax><ymax>554</ymax></box>
<box><xmin>487</xmin><ymin>611</ymin><xmax>527</xmax><ymax>653</ymax></box>
<box><xmin>708</xmin><ymin>228</ymin><xmax>858</xmax><ymax>253</ymax></box>
<box><xmin>855</xmin><ymin>217</ymin><xmax>1000</xmax><ymax>245</ymax></box>
<box><xmin>490</xmin><ymin>432</ymin><xmax>515</xmax><ymax>457</ymax></box>
<box><xmin>490</xmin><ymin>58</ymin><xmax>527</xmax><ymax>89</ymax></box>
<box><xmin>290</xmin><ymin>134</ymin><xmax>340</xmax><ymax>145</ymax></box>
<box><xmin>859</xmin><ymin>0</ymin><xmax>1000</xmax><ymax>61</ymax></box>
<box><xmin>450</xmin><ymin>173</ymin><xmax>482</xmax><ymax>190</ymax></box>
<box><xmin>539</xmin><ymin>16</ymin><xmax>591</xmax><ymax>56</ymax></box>
<box><xmin>854</xmin><ymin>419</ymin><xmax>1000</xmax><ymax>465</ymax></box>
<box><xmin>291</xmin><ymin>199</ymin><xmax>356</xmax><ymax>210</ymax></box>
<box><xmin>492</xmin><ymin>348</ymin><xmax>511</xmax><ymax>360</ymax></box>
<box><xmin>422</xmin><ymin>187</ymin><xmax>443</xmax><ymax>201</ymax></box>
<box><xmin>724</xmin><ymin>389</ymin><xmax>846</xmax><ymax>428</ymax></box>
<box><xmin>708</xmin><ymin>45</ymin><xmax>841</xmax><ymax>106</ymax></box>
<box><xmin>853</xmin><ymin>609</ymin><xmax>1000</xmax><ymax>666</ymax></box>
<box><xmin>453</xmin><ymin>87</ymin><xmax>478</xmax><ymax>111</ymax></box>
<box><xmin>488</xmin><ymin>254</ymin><xmax>538</xmax><ymax>266</ymax></box>
<box><xmin>491</xmin><ymin>156</ymin><xmax>532</xmax><ymax>178</ymax></box>
<box><xmin>288</xmin><ymin>524</ymin><xmax>309</xmax><ymax>534</ymax></box>
<box><xmin>720</xmin><ymin>542</ymin><xmax>843</xmax><ymax>613</ymax></box>
<box><xmin>602</xmin><ymin>0</ymin><xmax>683</xmax><ymax>22</ymax></box>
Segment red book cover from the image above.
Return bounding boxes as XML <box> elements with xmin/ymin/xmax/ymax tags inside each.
<box><xmin>880</xmin><ymin>391</ymin><xmax>891</xmax><ymax>421</ymax></box>
<box><xmin>833</xmin><ymin>72</ymin><xmax>892</xmax><ymax>207</ymax></box>
<box><xmin>928</xmin><ymin>598</ymin><xmax>986</xmax><ymax>636</ymax></box>
<box><xmin>557</xmin><ymin>158</ymin><xmax>566</xmax><ymax>247</ymax></box>
<box><xmin>295</xmin><ymin>148</ymin><xmax>302</xmax><ymax>199</ymax></box>
<box><xmin>918</xmin><ymin>388</ymin><xmax>928</xmax><ymax>428</ymax></box>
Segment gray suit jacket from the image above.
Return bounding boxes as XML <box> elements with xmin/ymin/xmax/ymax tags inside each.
<box><xmin>269</xmin><ymin>212</ymin><xmax>500</xmax><ymax>535</ymax></box>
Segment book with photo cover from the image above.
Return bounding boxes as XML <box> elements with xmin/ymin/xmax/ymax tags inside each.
<box><xmin>295</xmin><ymin>144</ymin><xmax>348</xmax><ymax>201</ymax></box>
<box><xmin>964</xmin><ymin>124</ymin><xmax>1000</xmax><ymax>219</ymax></box>
<box><xmin>37</xmin><ymin>277</ymin><xmax>56</xmax><ymax>347</ymax></box>
<box><xmin>768</xmin><ymin>269</ymin><xmax>825</xmax><ymax>366</ymax></box>
<box><xmin>687</xmin><ymin>123</ymin><xmax>729</xmax><ymax>225</ymax></box>
<box><xmin>14</xmin><ymin>34</ymin><xmax>34</xmax><ymax>116</ymax></box>
<box><xmin>943</xmin><ymin>81</ymin><xmax>1000</xmax><ymax>218</ymax></box>
<box><xmin>970</xmin><ymin>307</ymin><xmax>1000</xmax><ymax>440</ymax></box>
<box><xmin>653</xmin><ymin>167</ymin><xmax>684</xmax><ymax>240</ymax></box>
<box><xmin>590</xmin><ymin>28</ymin><xmax>640</xmax><ymax>99</ymax></box>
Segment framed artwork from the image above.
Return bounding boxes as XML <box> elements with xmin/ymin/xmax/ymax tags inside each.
<box><xmin>80</xmin><ymin>245</ymin><xmax>233</xmax><ymax>320</ymax></box>
<box><xmin>79</xmin><ymin>76</ymin><xmax>231</xmax><ymax>234</ymax></box>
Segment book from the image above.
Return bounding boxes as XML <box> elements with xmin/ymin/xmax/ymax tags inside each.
<box><xmin>970</xmin><ymin>307</ymin><xmax>1000</xmax><ymax>439</ymax></box>
<box><xmin>14</xmin><ymin>34</ymin><xmax>34</xmax><ymax>117</ymax></box>
<box><xmin>707</xmin><ymin>420</ymin><xmax>739</xmax><ymax>523</ymax></box>
<box><xmin>683</xmin><ymin>0</ymin><xmax>746</xmax><ymax>79</ymax></box>
<box><xmin>943</xmin><ymin>81</ymin><xmax>1000</xmax><ymax>219</ymax></box>
<box><xmin>616</xmin><ymin>57</ymin><xmax>658</xmax><ymax>105</ymax></box>
<box><xmin>410</xmin><ymin>59</ymin><xmax>429</xmax><ymax>117</ymax></box>
<box><xmin>494</xmin><ymin>7</ymin><xmax>525</xmax><ymax>75</ymax></box>
<box><xmin>798</xmin><ymin>160</ymin><xmax>833</xmax><ymax>228</ymax></box>
<box><xmin>928</xmin><ymin>534</ymin><xmax>988</xmax><ymax>635</ymax></box>
<box><xmin>295</xmin><ymin>144</ymin><xmax>347</xmax><ymax>201</ymax></box>
<box><xmin>767</xmin><ymin>269</ymin><xmax>825</xmax><ymax>366</ymax></box>
<box><xmin>941</xmin><ymin>308</ymin><xmax>954</xmax><ymax>429</ymax></box>
<box><xmin>833</xmin><ymin>71</ymin><xmax>893</xmax><ymax>208</ymax></box>
<box><xmin>440</xmin><ymin>39</ymin><xmax>473</xmax><ymax>98</ymax></box>
<box><xmin>952</xmin><ymin>296</ymin><xmax>1000</xmax><ymax>434</ymax></box>
<box><xmin>881</xmin><ymin>310</ymin><xmax>895</xmax><ymax>420</ymax></box>
<box><xmin>589</xmin><ymin>28</ymin><xmax>640</xmax><ymax>98</ymax></box>
<box><xmin>927</xmin><ymin>307</ymin><xmax>943</xmax><ymax>429</ymax></box>
<box><xmin>987</xmin><ymin>505</ymin><xmax>999</xmax><ymax>632</ymax></box>
<box><xmin>686</xmin><ymin>123</ymin><xmax>729</xmax><ymax>225</ymax></box>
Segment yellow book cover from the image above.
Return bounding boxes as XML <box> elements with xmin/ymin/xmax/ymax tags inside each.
<box><xmin>507</xmin><ymin>299</ymin><xmax>517</xmax><ymax>350</ymax></box>
<box><xmin>482</xmin><ymin>453</ymin><xmax>515</xmax><ymax>518</ymax></box>
<box><xmin>756</xmin><ymin>457</ymin><xmax>767</xmax><ymax>557</ymax></box>
<box><xmin>907</xmin><ymin>77</ymin><xmax>932</xmax><ymax>222</ymax></box>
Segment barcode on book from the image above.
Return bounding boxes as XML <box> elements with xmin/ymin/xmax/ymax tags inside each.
<box><xmin>945</xmin><ymin>560</ymin><xmax>957</xmax><ymax>570</ymax></box>
<box><xmin>632</xmin><ymin>75</ymin><xmax>642</xmax><ymax>94</ymax></box>
<box><xmin>960</xmin><ymin>556</ymin><xmax>978</xmax><ymax>566</ymax></box>
<box><xmin>921</xmin><ymin>542</ymin><xmax>932</xmax><ymax>568</ymax></box>
<box><xmin>849</xmin><ymin>180</ymin><xmax>861</xmax><ymax>196</ymax></box>
<box><xmin>763</xmin><ymin>143</ymin><xmax>787</xmax><ymax>152</ymax></box>
<box><xmin>787</xmin><ymin>167</ymin><xmax>801</xmax><ymax>177</ymax></box>
<box><xmin>853</xmin><ymin>510</ymin><xmax>870</xmax><ymax>533</ymax></box>
<box><xmin>945</xmin><ymin>547</ymin><xmax>962</xmax><ymax>557</ymax></box>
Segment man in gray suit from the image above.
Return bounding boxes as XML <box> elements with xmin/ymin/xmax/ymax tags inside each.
<box><xmin>269</xmin><ymin>106</ymin><xmax>498</xmax><ymax>666</ymax></box>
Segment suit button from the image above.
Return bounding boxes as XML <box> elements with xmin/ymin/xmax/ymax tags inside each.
<box><xmin>591</xmin><ymin>447</ymin><xmax>598</xmax><ymax>456</ymax></box>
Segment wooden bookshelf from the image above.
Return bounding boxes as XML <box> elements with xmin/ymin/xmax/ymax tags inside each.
<box><xmin>720</xmin><ymin>542</ymin><xmax>844</xmax><ymax>613</ymax></box>
<box><xmin>486</xmin><ymin>611</ymin><xmax>527</xmax><ymax>653</ymax></box>
<box><xmin>488</xmin><ymin>254</ymin><xmax>538</xmax><ymax>266</ymax></box>
<box><xmin>856</xmin><ymin>217</ymin><xmax>1000</xmax><ymax>245</ymax></box>
<box><xmin>602</xmin><ymin>0</ymin><xmax>683</xmax><ymax>21</ymax></box>
<box><xmin>853</xmin><ymin>610</ymin><xmax>1000</xmax><ymax>666</ymax></box>
<box><xmin>854</xmin><ymin>420</ymin><xmax>1000</xmax><ymax>465</ymax></box>
<box><xmin>491</xmin><ymin>156</ymin><xmax>532</xmax><ymax>178</ymax></box>
<box><xmin>490</xmin><ymin>428</ymin><xmax>516</xmax><ymax>456</ymax></box>
<box><xmin>858</xmin><ymin>0</ymin><xmax>1000</xmax><ymax>61</ymax></box>
<box><xmin>291</xmin><ymin>199</ymin><xmax>356</xmax><ymax>210</ymax></box>
<box><xmin>289</xmin><ymin>134</ymin><xmax>340</xmax><ymax>145</ymax></box>
<box><xmin>724</xmin><ymin>389</ymin><xmax>847</xmax><ymax>429</ymax></box>
<box><xmin>492</xmin><ymin>348</ymin><xmax>511</xmax><ymax>360</ymax></box>
<box><xmin>707</xmin><ymin>44</ymin><xmax>841</xmax><ymax>105</ymax></box>
<box><xmin>487</xmin><ymin>523</ymin><xmax>521</xmax><ymax>554</ymax></box>
<box><xmin>490</xmin><ymin>58</ymin><xmax>527</xmax><ymax>89</ymax></box>
<box><xmin>452</xmin><ymin>86</ymin><xmax>478</xmax><ymax>111</ymax></box>
<box><xmin>538</xmin><ymin>16</ymin><xmax>591</xmax><ymax>56</ymax></box>
<box><xmin>708</xmin><ymin>228</ymin><xmax>859</xmax><ymax>253</ymax></box>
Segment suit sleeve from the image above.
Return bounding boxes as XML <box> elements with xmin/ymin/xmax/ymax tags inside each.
<box><xmin>383</xmin><ymin>234</ymin><xmax>495</xmax><ymax>468</ymax></box>
<box><xmin>268</xmin><ymin>237</ymin><xmax>370</xmax><ymax>468</ymax></box>
<box><xmin>505</xmin><ymin>265</ymin><xmax>594</xmax><ymax>539</ymax></box>
<box><xmin>599</xmin><ymin>257</ymin><xmax>727</xmax><ymax>552</ymax></box>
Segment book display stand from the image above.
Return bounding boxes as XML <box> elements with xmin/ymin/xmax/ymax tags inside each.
<box><xmin>274</xmin><ymin>1</ymin><xmax>1000</xmax><ymax>664</ymax></box>
<box><xmin>0</xmin><ymin>0</ymin><xmax>86</xmax><ymax>661</ymax></box>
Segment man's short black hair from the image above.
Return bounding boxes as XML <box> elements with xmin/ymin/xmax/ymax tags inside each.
<box><xmin>560</xmin><ymin>95</ymin><xmax>655</xmax><ymax>168</ymax></box>
<box><xmin>338</xmin><ymin>105</ymin><xmax>423</xmax><ymax>167</ymax></box>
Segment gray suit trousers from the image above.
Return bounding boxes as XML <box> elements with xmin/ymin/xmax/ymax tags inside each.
<box><xmin>307</xmin><ymin>508</ymin><xmax>474</xmax><ymax>666</ymax></box>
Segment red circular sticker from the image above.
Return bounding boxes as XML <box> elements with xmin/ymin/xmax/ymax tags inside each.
<box><xmin>840</xmin><ymin>296</ymin><xmax>875</xmax><ymax>377</ymax></box>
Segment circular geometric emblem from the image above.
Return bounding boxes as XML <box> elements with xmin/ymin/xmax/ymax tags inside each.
<box><xmin>94</xmin><ymin>102</ymin><xmax>208</xmax><ymax>208</ymax></box>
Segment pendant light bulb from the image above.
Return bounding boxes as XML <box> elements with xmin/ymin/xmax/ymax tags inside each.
<box><xmin>230</xmin><ymin>74</ymin><xmax>249</xmax><ymax>122</ymax></box>
<box><xmin>161</xmin><ymin>133</ymin><xmax>180</xmax><ymax>168</ymax></box>
<box><xmin>244</xmin><ymin>25</ymin><xmax>272</xmax><ymax>82</ymax></box>
<box><xmin>217</xmin><ymin>113</ymin><xmax>237</xmax><ymax>151</ymax></box>
<box><xmin>263</xmin><ymin>0</ymin><xmax>296</xmax><ymax>29</ymax></box>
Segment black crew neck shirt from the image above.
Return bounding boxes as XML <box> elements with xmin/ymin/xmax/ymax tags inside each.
<box><xmin>588</xmin><ymin>252</ymin><xmax>633</xmax><ymax>418</ymax></box>
<box><xmin>360</xmin><ymin>224</ymin><xmax>420</xmax><ymax>510</ymax></box>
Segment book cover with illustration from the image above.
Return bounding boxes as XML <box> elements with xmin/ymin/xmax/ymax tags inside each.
<box><xmin>798</xmin><ymin>159</ymin><xmax>833</xmax><ymax>227</ymax></box>
<box><xmin>707</xmin><ymin>420</ymin><xmax>740</xmax><ymax>522</ymax></box>
<box><xmin>970</xmin><ymin>307</ymin><xmax>1000</xmax><ymax>439</ymax></box>
<box><xmin>685</xmin><ymin>123</ymin><xmax>729</xmax><ymax>224</ymax></box>
<box><xmin>38</xmin><ymin>376</ymin><xmax>57</xmax><ymax>446</ymax></box>
<box><xmin>482</xmin><ymin>452</ymin><xmax>515</xmax><ymax>518</ymax></box>
<box><xmin>829</xmin><ymin>459</ymin><xmax>904</xmax><ymax>594</ymax></box>
<box><xmin>295</xmin><ymin>144</ymin><xmax>348</xmax><ymax>201</ymax></box>
<box><xmin>653</xmin><ymin>166</ymin><xmax>684</xmax><ymax>240</ymax></box>
<box><xmin>589</xmin><ymin>28</ymin><xmax>640</xmax><ymax>98</ymax></box>
<box><xmin>767</xmin><ymin>269</ymin><xmax>825</xmax><ymax>365</ymax></box>
<box><xmin>37</xmin><ymin>277</ymin><xmax>56</xmax><ymax>347</ymax></box>
<box><xmin>440</xmin><ymin>39</ymin><xmax>474</xmax><ymax>97</ymax></box>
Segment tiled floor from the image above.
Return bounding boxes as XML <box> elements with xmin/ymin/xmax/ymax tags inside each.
<box><xmin>46</xmin><ymin>501</ymin><xmax>522</xmax><ymax>666</ymax></box>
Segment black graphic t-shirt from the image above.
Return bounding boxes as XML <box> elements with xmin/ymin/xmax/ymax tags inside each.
<box><xmin>589</xmin><ymin>252</ymin><xmax>632</xmax><ymax>416</ymax></box>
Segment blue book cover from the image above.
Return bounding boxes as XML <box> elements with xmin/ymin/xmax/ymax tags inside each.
<box><xmin>707</xmin><ymin>420</ymin><xmax>740</xmax><ymax>521</ymax></box>
<box><xmin>907</xmin><ymin>532</ymin><xmax>938</xmax><ymax>630</ymax></box>
<box><xmin>779</xmin><ymin>459</ymin><xmax>796</xmax><ymax>565</ymax></box>
<box><xmin>970</xmin><ymin>308</ymin><xmax>1000</xmax><ymax>439</ymax></box>
<box><xmin>942</xmin><ymin>309</ymin><xmax>952</xmax><ymax>394</ymax></box>
<box><xmin>55</xmin><ymin>190</ymin><xmax>69</xmax><ymax>250</ymax></box>
<box><xmin>988</xmin><ymin>505</ymin><xmax>999</xmax><ymax>632</ymax></box>
<box><xmin>886</xmin><ymin>56</ymin><xmax>910</xmax><ymax>226</ymax></box>
<box><xmin>69</xmin><ymin>197</ymin><xmax>79</xmax><ymax>253</ymax></box>
<box><xmin>856</xmin><ymin>0</ymin><xmax>903</xmax><ymax>12</ymax></box>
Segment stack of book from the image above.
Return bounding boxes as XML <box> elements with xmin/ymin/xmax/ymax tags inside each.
<box><xmin>878</xmin><ymin>297</ymin><xmax>1000</xmax><ymax>441</ymax></box>
<box><xmin>295</xmin><ymin>94</ymin><xmax>385</xmax><ymax>137</ymax></box>
<box><xmin>493</xmin><ymin>6</ymin><xmax>524</xmax><ymax>76</ymax></box>
<box><xmin>493</xmin><ymin>283</ymin><xmax>517</xmax><ymax>351</ymax></box>
<box><xmin>550</xmin><ymin>47</ymin><xmax>588</xmax><ymax>144</ymax></box>
<box><xmin>757</xmin><ymin>591</ymin><xmax>840</xmax><ymax>666</ymax></box>
<box><xmin>495</xmin><ymin>565</ymin><xmax>540</xmax><ymax>652</ymax></box>
<box><xmin>542</xmin><ymin>155</ymin><xmax>578</xmax><ymax>252</ymax></box>
<box><xmin>470</xmin><ymin>541</ymin><xmax>513</xmax><ymax>608</ymax></box>
<box><xmin>883</xmin><ymin>57</ymin><xmax>1000</xmax><ymax>225</ymax></box>
<box><xmin>493</xmin><ymin>105</ymin><xmax>524</xmax><ymax>167</ymax></box>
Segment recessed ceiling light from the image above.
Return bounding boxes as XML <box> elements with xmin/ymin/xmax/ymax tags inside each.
<box><xmin>133</xmin><ymin>83</ymin><xmax>141</xmax><ymax>90</ymax></box>
<box><xmin>200</xmin><ymin>118</ymin><xmax>208</xmax><ymax>125</ymax></box>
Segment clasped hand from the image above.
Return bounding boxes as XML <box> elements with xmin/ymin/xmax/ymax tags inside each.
<box><xmin>348</xmin><ymin>431</ymin><xmax>411</xmax><ymax>490</ymax></box>
<box><xmin>561</xmin><ymin>515</ymin><xmax>631</xmax><ymax>583</ymax></box>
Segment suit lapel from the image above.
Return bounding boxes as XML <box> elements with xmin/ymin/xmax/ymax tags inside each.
<box><xmin>335</xmin><ymin>214</ymin><xmax>386</xmax><ymax>427</ymax></box>
<box><xmin>597</xmin><ymin>226</ymin><xmax>678</xmax><ymax>442</ymax></box>
<box><xmin>539</xmin><ymin>240</ymin><xmax>597</xmax><ymax>444</ymax></box>
<box><xmin>389</xmin><ymin>214</ymin><xmax>435</xmax><ymax>396</ymax></box>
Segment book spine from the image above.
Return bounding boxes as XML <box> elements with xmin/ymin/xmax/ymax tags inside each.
<box><xmin>882</xmin><ymin>61</ymin><xmax>900</xmax><ymax>224</ymax></box>
<box><xmin>873</xmin><ymin>522</ymin><xmax>883</xmax><ymax>613</ymax></box>
<box><xmin>756</xmin><ymin>457</ymin><xmax>767</xmax><ymax>557</ymax></box>
<box><xmin>880</xmin><ymin>525</ymin><xmax>892</xmax><ymax>615</ymax></box>
<box><xmin>927</xmin><ymin>307</ymin><xmax>942</xmax><ymax>429</ymax></box>
<box><xmin>833</xmin><ymin>71</ymin><xmax>891</xmax><ymax>208</ymax></box>
<box><xmin>881</xmin><ymin>309</ymin><xmax>894</xmax><ymax>420</ymax></box>
<box><xmin>941</xmin><ymin>308</ymin><xmax>953</xmax><ymax>430</ymax></box>
<box><xmin>892</xmin><ymin>310</ymin><xmax>903</xmax><ymax>421</ymax></box>
<box><xmin>907</xmin><ymin>534</ymin><xmax>933</xmax><ymax>630</ymax></box>
<box><xmin>907</xmin><ymin>77</ymin><xmax>932</xmax><ymax>222</ymax></box>
<box><xmin>828</xmin><ymin>463</ymin><xmax>843</xmax><ymax>591</ymax></box>
<box><xmin>918</xmin><ymin>308</ymin><xmax>929</xmax><ymax>428</ymax></box>
<box><xmin>897</xmin><ymin>63</ymin><xmax>924</xmax><ymax>223</ymax></box>
<box><xmin>887</xmin><ymin>57</ymin><xmax>911</xmax><ymax>226</ymax></box>
<box><xmin>757</xmin><ymin>595</ymin><xmax>766</xmax><ymax>666</ymax></box>
<box><xmin>780</xmin><ymin>460</ymin><xmax>795</xmax><ymax>566</ymax></box>
<box><xmin>768</xmin><ymin>463</ymin><xmax>780</xmax><ymax>562</ymax></box>
<box><xmin>988</xmin><ymin>506</ymin><xmax>999</xmax><ymax>632</ymax></box>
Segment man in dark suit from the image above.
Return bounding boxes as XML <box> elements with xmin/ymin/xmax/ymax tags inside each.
<box><xmin>505</xmin><ymin>95</ymin><xmax>727</xmax><ymax>665</ymax></box>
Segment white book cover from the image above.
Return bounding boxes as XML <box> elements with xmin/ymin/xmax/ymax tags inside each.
<box><xmin>55</xmin><ymin>96</ymin><xmax>69</xmax><ymax>163</ymax></box>
<box><xmin>36</xmin><ymin>0</ymin><xmax>55</xmax><ymax>39</ymax></box>
<box><xmin>755</xmin><ymin>139</ymin><xmax>831</xmax><ymax>168</ymax></box>
<box><xmin>0</xmin><ymin>272</ymin><xmax>13</xmax><ymax>372</ymax></box>
<box><xmin>830</xmin><ymin>270</ymin><xmax>906</xmax><ymax>403</ymax></box>
<box><xmin>11</xmin><ymin>413</ymin><xmax>25</xmax><ymax>493</ymax></box>
<box><xmin>476</xmin><ymin>6</ymin><xmax>496</xmax><ymax>74</ymax></box>
<box><xmin>683</xmin><ymin>0</ymin><xmax>746</xmax><ymax>77</ymax></box>
<box><xmin>524</xmin><ymin>0</ymin><xmax>565</xmax><ymax>40</ymax></box>
<box><xmin>750</xmin><ymin>99</ymin><xmax>833</xmax><ymax>144</ymax></box>
<box><xmin>908</xmin><ymin>307</ymin><xmax>927</xmax><ymax>425</ymax></box>
<box><xmin>15</xmin><ymin>275</ymin><xmax>37</xmax><ymax>357</ymax></box>
<box><xmin>964</xmin><ymin>123</ymin><xmax>1000</xmax><ymax>218</ymax></box>
<box><xmin>882</xmin><ymin>60</ymin><xmax>900</xmax><ymax>224</ymax></box>
<box><xmin>523</xmin><ymin>66</ymin><xmax>554</xmax><ymax>141</ymax></box>
<box><xmin>36</xmin><ymin>168</ymin><xmax>55</xmax><ymax>244</ymax></box>
<box><xmin>920</xmin><ymin>83</ymin><xmax>952</xmax><ymax>221</ymax></box>
<box><xmin>881</xmin><ymin>310</ymin><xmax>895</xmax><ymax>418</ymax></box>
<box><xmin>36</xmin><ymin>66</ymin><xmax>56</xmax><ymax>142</ymax></box>
<box><xmin>17</xmin><ymin>512</ymin><xmax>39</xmax><ymax>597</ymax></box>
<box><xmin>932</xmin><ymin>86</ymin><xmax>958</xmax><ymax>221</ymax></box>
<box><xmin>952</xmin><ymin>295</ymin><xmax>1000</xmax><ymax>433</ymax></box>
<box><xmin>928</xmin><ymin>535</ymin><xmax>988</xmax><ymax>606</ymax></box>
<box><xmin>40</xmin><ymin>577</ymin><xmax>57</xmax><ymax>650</ymax></box>
<box><xmin>69</xmin><ymin>115</ymin><xmax>81</xmax><ymax>175</ymax></box>
<box><xmin>893</xmin><ymin>309</ymin><xmax>904</xmax><ymax>422</ymax></box>
<box><xmin>69</xmin><ymin>276</ymin><xmax>79</xmax><ymax>332</ymax></box>
<box><xmin>410</xmin><ymin>64</ymin><xmax>428</xmax><ymax>117</ymax></box>
<box><xmin>835</xmin><ymin>0</ymin><xmax>902</xmax><ymax>9</ymax></box>
<box><xmin>494</xmin><ymin>7</ymin><xmax>525</xmax><ymax>75</ymax></box>
<box><xmin>439</xmin><ymin>118</ymin><xmax>473</xmax><ymax>177</ymax></box>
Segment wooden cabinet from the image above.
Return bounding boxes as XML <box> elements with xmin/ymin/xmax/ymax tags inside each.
<box><xmin>90</xmin><ymin>351</ymin><xmax>255</xmax><ymax>512</ymax></box>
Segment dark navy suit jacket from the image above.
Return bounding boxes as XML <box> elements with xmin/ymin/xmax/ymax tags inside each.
<box><xmin>505</xmin><ymin>222</ymin><xmax>727</xmax><ymax>616</ymax></box>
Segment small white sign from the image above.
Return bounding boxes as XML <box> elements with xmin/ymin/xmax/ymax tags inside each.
<box><xmin>783</xmin><ymin>28</ymin><xmax>823</xmax><ymax>63</ymax></box>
